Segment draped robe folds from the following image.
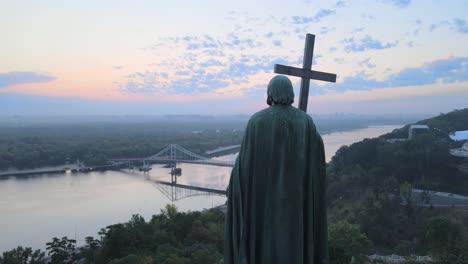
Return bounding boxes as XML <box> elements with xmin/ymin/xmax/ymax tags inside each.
<box><xmin>224</xmin><ymin>105</ymin><xmax>329</xmax><ymax>264</ymax></box>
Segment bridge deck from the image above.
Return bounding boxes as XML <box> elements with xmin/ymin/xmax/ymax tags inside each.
<box><xmin>111</xmin><ymin>158</ymin><xmax>234</xmax><ymax>167</ymax></box>
<box><xmin>109</xmin><ymin>144</ymin><xmax>236</xmax><ymax>167</ymax></box>
<box><xmin>206</xmin><ymin>145</ymin><xmax>241</xmax><ymax>155</ymax></box>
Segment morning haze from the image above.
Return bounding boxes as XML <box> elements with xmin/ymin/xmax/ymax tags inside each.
<box><xmin>1</xmin><ymin>0</ymin><xmax>467</xmax><ymax>263</ymax></box>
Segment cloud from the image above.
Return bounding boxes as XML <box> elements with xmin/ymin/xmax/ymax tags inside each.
<box><xmin>343</xmin><ymin>35</ymin><xmax>398</xmax><ymax>52</ymax></box>
<box><xmin>453</xmin><ymin>18</ymin><xmax>468</xmax><ymax>34</ymax></box>
<box><xmin>0</xmin><ymin>71</ymin><xmax>57</xmax><ymax>88</ymax></box>
<box><xmin>335</xmin><ymin>1</ymin><xmax>346</xmax><ymax>8</ymax></box>
<box><xmin>292</xmin><ymin>9</ymin><xmax>336</xmax><ymax>24</ymax></box>
<box><xmin>390</xmin><ymin>57</ymin><xmax>468</xmax><ymax>86</ymax></box>
<box><xmin>429</xmin><ymin>20</ymin><xmax>449</xmax><ymax>32</ymax></box>
<box><xmin>358</xmin><ymin>58</ymin><xmax>376</xmax><ymax>68</ymax></box>
<box><xmin>379</xmin><ymin>0</ymin><xmax>411</xmax><ymax>8</ymax></box>
<box><xmin>361</xmin><ymin>14</ymin><xmax>375</xmax><ymax>20</ymax></box>
<box><xmin>119</xmin><ymin>56</ymin><xmax>288</xmax><ymax>96</ymax></box>
<box><xmin>429</xmin><ymin>19</ymin><xmax>467</xmax><ymax>34</ymax></box>
<box><xmin>119</xmin><ymin>29</ymin><xmax>291</xmax><ymax>96</ymax></box>
<box><xmin>313</xmin><ymin>56</ymin><xmax>468</xmax><ymax>93</ymax></box>
<box><xmin>119</xmin><ymin>15</ymin><xmax>309</xmax><ymax>97</ymax></box>
<box><xmin>320</xmin><ymin>26</ymin><xmax>334</xmax><ymax>34</ymax></box>
<box><xmin>334</xmin><ymin>58</ymin><xmax>345</xmax><ymax>64</ymax></box>
<box><xmin>265</xmin><ymin>32</ymin><xmax>274</xmax><ymax>38</ymax></box>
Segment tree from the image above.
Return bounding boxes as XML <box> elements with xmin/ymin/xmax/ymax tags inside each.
<box><xmin>81</xmin><ymin>236</ymin><xmax>101</xmax><ymax>263</ymax></box>
<box><xmin>45</xmin><ymin>237</ymin><xmax>78</xmax><ymax>264</ymax></box>
<box><xmin>426</xmin><ymin>217</ymin><xmax>464</xmax><ymax>258</ymax></box>
<box><xmin>394</xmin><ymin>240</ymin><xmax>415</xmax><ymax>256</ymax></box>
<box><xmin>160</xmin><ymin>204</ymin><xmax>178</xmax><ymax>220</ymax></box>
<box><xmin>154</xmin><ymin>243</ymin><xmax>188</xmax><ymax>264</ymax></box>
<box><xmin>0</xmin><ymin>246</ymin><xmax>46</xmax><ymax>264</ymax></box>
<box><xmin>188</xmin><ymin>243</ymin><xmax>222</xmax><ymax>264</ymax></box>
<box><xmin>108</xmin><ymin>254</ymin><xmax>153</xmax><ymax>264</ymax></box>
<box><xmin>328</xmin><ymin>222</ymin><xmax>373</xmax><ymax>264</ymax></box>
<box><xmin>399</xmin><ymin>181</ymin><xmax>412</xmax><ymax>204</ymax></box>
<box><xmin>382</xmin><ymin>176</ymin><xmax>399</xmax><ymax>195</ymax></box>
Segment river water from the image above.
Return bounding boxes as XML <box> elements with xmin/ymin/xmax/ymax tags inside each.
<box><xmin>0</xmin><ymin>125</ymin><xmax>400</xmax><ymax>252</ymax></box>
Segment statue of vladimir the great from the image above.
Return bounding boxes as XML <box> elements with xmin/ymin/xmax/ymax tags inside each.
<box><xmin>225</xmin><ymin>75</ymin><xmax>329</xmax><ymax>264</ymax></box>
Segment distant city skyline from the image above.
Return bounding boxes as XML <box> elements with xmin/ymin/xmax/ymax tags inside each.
<box><xmin>1</xmin><ymin>0</ymin><xmax>467</xmax><ymax>115</ymax></box>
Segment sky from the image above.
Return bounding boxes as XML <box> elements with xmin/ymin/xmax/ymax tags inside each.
<box><xmin>1</xmin><ymin>0</ymin><xmax>467</xmax><ymax>116</ymax></box>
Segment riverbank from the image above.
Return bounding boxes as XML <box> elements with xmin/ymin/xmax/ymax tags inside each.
<box><xmin>0</xmin><ymin>164</ymin><xmax>78</xmax><ymax>177</ymax></box>
<box><xmin>0</xmin><ymin>125</ymin><xmax>403</xmax><ymax>177</ymax></box>
<box><xmin>0</xmin><ymin>163</ymin><xmax>127</xmax><ymax>178</ymax></box>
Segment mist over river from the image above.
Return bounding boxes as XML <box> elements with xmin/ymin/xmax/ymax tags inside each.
<box><xmin>0</xmin><ymin>125</ymin><xmax>400</xmax><ymax>252</ymax></box>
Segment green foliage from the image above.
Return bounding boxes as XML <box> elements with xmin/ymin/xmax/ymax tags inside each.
<box><xmin>86</xmin><ymin>206</ymin><xmax>225</xmax><ymax>263</ymax></box>
<box><xmin>160</xmin><ymin>204</ymin><xmax>178</xmax><ymax>220</ymax></box>
<box><xmin>0</xmin><ymin>246</ymin><xmax>46</xmax><ymax>264</ymax></box>
<box><xmin>329</xmin><ymin>123</ymin><xmax>468</xmax><ymax>197</ymax></box>
<box><xmin>327</xmin><ymin>109</ymin><xmax>468</xmax><ymax>258</ymax></box>
<box><xmin>45</xmin><ymin>237</ymin><xmax>78</xmax><ymax>264</ymax></box>
<box><xmin>395</xmin><ymin>240</ymin><xmax>416</xmax><ymax>256</ymax></box>
<box><xmin>108</xmin><ymin>254</ymin><xmax>153</xmax><ymax>264</ymax></box>
<box><xmin>81</xmin><ymin>236</ymin><xmax>101</xmax><ymax>263</ymax></box>
<box><xmin>328</xmin><ymin>222</ymin><xmax>373</xmax><ymax>264</ymax></box>
<box><xmin>0</xmin><ymin>121</ymin><xmax>245</xmax><ymax>170</ymax></box>
<box><xmin>426</xmin><ymin>217</ymin><xmax>465</xmax><ymax>257</ymax></box>
<box><xmin>400</xmin><ymin>181</ymin><xmax>413</xmax><ymax>205</ymax></box>
<box><xmin>418</xmin><ymin>109</ymin><xmax>468</xmax><ymax>135</ymax></box>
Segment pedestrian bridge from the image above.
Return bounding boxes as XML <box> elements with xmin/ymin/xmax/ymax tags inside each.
<box><xmin>110</xmin><ymin>144</ymin><xmax>235</xmax><ymax>167</ymax></box>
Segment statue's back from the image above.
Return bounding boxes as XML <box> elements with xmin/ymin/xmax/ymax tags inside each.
<box><xmin>225</xmin><ymin>85</ymin><xmax>329</xmax><ymax>264</ymax></box>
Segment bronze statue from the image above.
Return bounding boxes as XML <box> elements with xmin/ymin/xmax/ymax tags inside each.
<box><xmin>225</xmin><ymin>75</ymin><xmax>329</xmax><ymax>264</ymax></box>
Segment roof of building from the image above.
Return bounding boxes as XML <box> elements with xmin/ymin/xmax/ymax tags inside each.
<box><xmin>450</xmin><ymin>130</ymin><xmax>468</xmax><ymax>141</ymax></box>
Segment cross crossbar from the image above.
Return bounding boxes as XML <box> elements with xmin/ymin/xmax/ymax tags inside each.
<box><xmin>274</xmin><ymin>64</ymin><xmax>336</xmax><ymax>83</ymax></box>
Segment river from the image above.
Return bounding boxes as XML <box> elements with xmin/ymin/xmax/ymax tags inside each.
<box><xmin>0</xmin><ymin>125</ymin><xmax>400</xmax><ymax>252</ymax></box>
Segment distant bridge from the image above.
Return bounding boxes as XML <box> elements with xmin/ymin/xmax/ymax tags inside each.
<box><xmin>110</xmin><ymin>144</ymin><xmax>235</xmax><ymax>167</ymax></box>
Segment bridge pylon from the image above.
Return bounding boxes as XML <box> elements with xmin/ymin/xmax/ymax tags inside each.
<box><xmin>147</xmin><ymin>144</ymin><xmax>209</xmax><ymax>161</ymax></box>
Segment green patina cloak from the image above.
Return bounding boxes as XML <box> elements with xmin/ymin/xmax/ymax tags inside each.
<box><xmin>225</xmin><ymin>76</ymin><xmax>328</xmax><ymax>264</ymax></box>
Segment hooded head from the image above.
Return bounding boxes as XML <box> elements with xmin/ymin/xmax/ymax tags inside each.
<box><xmin>266</xmin><ymin>75</ymin><xmax>295</xmax><ymax>106</ymax></box>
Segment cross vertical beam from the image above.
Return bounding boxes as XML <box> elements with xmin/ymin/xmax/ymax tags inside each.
<box><xmin>299</xmin><ymin>34</ymin><xmax>315</xmax><ymax>112</ymax></box>
<box><xmin>274</xmin><ymin>33</ymin><xmax>337</xmax><ymax>112</ymax></box>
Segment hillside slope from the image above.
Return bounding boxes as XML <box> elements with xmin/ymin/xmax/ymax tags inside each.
<box><xmin>326</xmin><ymin>108</ymin><xmax>468</xmax><ymax>255</ymax></box>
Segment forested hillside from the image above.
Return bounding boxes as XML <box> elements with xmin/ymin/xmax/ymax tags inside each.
<box><xmin>326</xmin><ymin>108</ymin><xmax>468</xmax><ymax>260</ymax></box>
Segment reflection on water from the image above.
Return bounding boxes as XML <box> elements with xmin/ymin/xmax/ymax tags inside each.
<box><xmin>0</xmin><ymin>125</ymin><xmax>400</xmax><ymax>252</ymax></box>
<box><xmin>154</xmin><ymin>180</ymin><xmax>226</xmax><ymax>202</ymax></box>
<box><xmin>0</xmin><ymin>165</ymin><xmax>231</xmax><ymax>252</ymax></box>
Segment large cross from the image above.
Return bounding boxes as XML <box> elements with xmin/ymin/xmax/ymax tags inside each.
<box><xmin>274</xmin><ymin>33</ymin><xmax>336</xmax><ymax>112</ymax></box>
